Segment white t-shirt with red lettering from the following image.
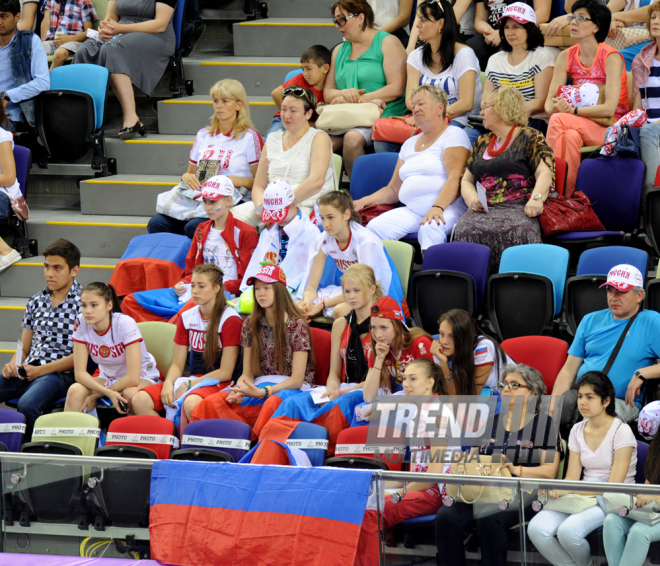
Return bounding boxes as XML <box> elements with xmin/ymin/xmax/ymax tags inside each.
<box><xmin>189</xmin><ymin>127</ymin><xmax>263</xmax><ymax>180</ymax></box>
<box><xmin>73</xmin><ymin>313</ymin><xmax>160</xmax><ymax>386</ymax></box>
<box><xmin>174</xmin><ymin>305</ymin><xmax>243</xmax><ymax>377</ymax></box>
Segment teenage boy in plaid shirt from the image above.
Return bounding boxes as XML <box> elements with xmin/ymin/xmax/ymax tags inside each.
<box><xmin>0</xmin><ymin>239</ymin><xmax>82</xmax><ymax>434</ymax></box>
<box><xmin>41</xmin><ymin>0</ymin><xmax>97</xmax><ymax>71</ymax></box>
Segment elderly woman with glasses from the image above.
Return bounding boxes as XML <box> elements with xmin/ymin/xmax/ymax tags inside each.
<box><xmin>544</xmin><ymin>0</ymin><xmax>628</xmax><ymax>197</ymax></box>
<box><xmin>436</xmin><ymin>363</ymin><xmax>563</xmax><ymax>566</ymax></box>
<box><xmin>324</xmin><ymin>0</ymin><xmax>407</xmax><ymax>178</ymax></box>
<box><xmin>231</xmin><ymin>86</ymin><xmax>335</xmax><ymax>227</ymax></box>
<box><xmin>354</xmin><ymin>85</ymin><xmax>471</xmax><ymax>252</ymax></box>
<box><xmin>452</xmin><ymin>86</ymin><xmax>554</xmax><ymax>273</ymax></box>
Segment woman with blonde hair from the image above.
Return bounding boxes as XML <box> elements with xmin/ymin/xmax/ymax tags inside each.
<box><xmin>147</xmin><ymin>78</ymin><xmax>264</xmax><ymax>237</ymax></box>
<box><xmin>453</xmin><ymin>86</ymin><xmax>554</xmax><ymax>271</ymax></box>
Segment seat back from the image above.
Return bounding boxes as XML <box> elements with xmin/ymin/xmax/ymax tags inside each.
<box><xmin>645</xmin><ymin>187</ymin><xmax>660</xmax><ymax>257</ymax></box>
<box><xmin>0</xmin><ymin>409</ymin><xmax>25</xmax><ymax>452</ymax></box>
<box><xmin>50</xmin><ymin>64</ymin><xmax>109</xmax><ymax>132</ymax></box>
<box><xmin>555</xmin><ymin>157</ymin><xmax>567</xmax><ymax>197</ymax></box>
<box><xmin>646</xmin><ymin>278</ymin><xmax>660</xmax><ymax>313</ymax></box>
<box><xmin>564</xmin><ymin>275</ymin><xmax>608</xmax><ymax>333</ymax></box>
<box><xmin>180</xmin><ymin>418</ymin><xmax>251</xmax><ymax>462</ymax></box>
<box><xmin>499</xmin><ymin>244</ymin><xmax>569</xmax><ymax>316</ymax></box>
<box><xmin>31</xmin><ymin>412</ymin><xmax>100</xmax><ymax>456</ymax></box>
<box><xmin>13</xmin><ymin>145</ymin><xmax>30</xmax><ymax>199</ymax></box>
<box><xmin>137</xmin><ymin>321</ymin><xmax>177</xmax><ymax>377</ymax></box>
<box><xmin>172</xmin><ymin>0</ymin><xmax>186</xmax><ymax>51</ymax></box>
<box><xmin>576</xmin><ymin>246</ymin><xmax>649</xmax><ymax>279</ymax></box>
<box><xmin>310</xmin><ymin>327</ymin><xmax>331</xmax><ymax>386</ymax></box>
<box><xmin>332</xmin><ymin>153</ymin><xmax>343</xmax><ymax>190</ymax></box>
<box><xmin>91</xmin><ymin>0</ymin><xmax>108</xmax><ymax>25</ymax></box>
<box><xmin>576</xmin><ymin>157</ymin><xmax>644</xmax><ymax>231</ymax></box>
<box><xmin>383</xmin><ymin>240</ymin><xmax>414</xmax><ymax>299</ymax></box>
<box><xmin>330</xmin><ymin>426</ymin><xmax>404</xmax><ymax>471</ymax></box>
<box><xmin>285</xmin><ymin>422</ymin><xmax>329</xmax><ymax>467</ymax></box>
<box><xmin>422</xmin><ymin>242</ymin><xmax>490</xmax><ymax>311</ymax></box>
<box><xmin>501</xmin><ymin>336</ymin><xmax>568</xmax><ymax>394</ymax></box>
<box><xmin>284</xmin><ymin>68</ymin><xmax>304</xmax><ymax>82</ymax></box>
<box><xmin>350</xmin><ymin>153</ymin><xmax>399</xmax><ymax>200</ymax></box>
<box><xmin>105</xmin><ymin>415</ymin><xmax>176</xmax><ymax>459</ymax></box>
<box><xmin>636</xmin><ymin>441</ymin><xmax>649</xmax><ymax>484</ymax></box>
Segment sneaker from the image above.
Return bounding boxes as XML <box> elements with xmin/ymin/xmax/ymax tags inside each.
<box><xmin>0</xmin><ymin>249</ymin><xmax>21</xmax><ymax>273</ymax></box>
<box><xmin>182</xmin><ymin>20</ymin><xmax>206</xmax><ymax>57</ymax></box>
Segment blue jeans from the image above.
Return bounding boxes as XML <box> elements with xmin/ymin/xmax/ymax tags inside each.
<box><xmin>0</xmin><ymin>371</ymin><xmax>74</xmax><ymax>427</ymax></box>
<box><xmin>147</xmin><ymin>213</ymin><xmax>206</xmax><ymax>239</ymax></box>
<box><xmin>604</xmin><ymin>512</ymin><xmax>660</xmax><ymax>566</ymax></box>
<box><xmin>639</xmin><ymin>121</ymin><xmax>660</xmax><ymax>196</ymax></box>
<box><xmin>0</xmin><ymin>191</ymin><xmax>9</xmax><ymax>218</ymax></box>
<box><xmin>266</xmin><ymin>116</ymin><xmax>285</xmax><ymax>139</ymax></box>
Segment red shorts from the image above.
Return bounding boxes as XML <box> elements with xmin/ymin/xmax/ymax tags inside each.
<box><xmin>141</xmin><ymin>380</ymin><xmax>229</xmax><ymax>413</ymax></box>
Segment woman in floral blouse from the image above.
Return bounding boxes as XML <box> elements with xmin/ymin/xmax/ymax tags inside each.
<box><xmin>453</xmin><ymin>86</ymin><xmax>554</xmax><ymax>271</ymax></box>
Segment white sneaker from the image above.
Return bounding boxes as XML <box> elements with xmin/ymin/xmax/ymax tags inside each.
<box><xmin>0</xmin><ymin>250</ymin><xmax>21</xmax><ymax>273</ymax></box>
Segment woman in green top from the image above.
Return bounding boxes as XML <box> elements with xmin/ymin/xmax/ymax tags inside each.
<box><xmin>324</xmin><ymin>0</ymin><xmax>407</xmax><ymax>178</ymax></box>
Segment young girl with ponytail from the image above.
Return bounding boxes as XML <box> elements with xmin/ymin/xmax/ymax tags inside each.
<box><xmin>64</xmin><ymin>282</ymin><xmax>160</xmax><ymax>414</ymax></box>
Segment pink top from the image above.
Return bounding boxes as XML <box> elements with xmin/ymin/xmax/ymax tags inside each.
<box><xmin>568</xmin><ymin>418</ymin><xmax>637</xmax><ymax>483</ymax></box>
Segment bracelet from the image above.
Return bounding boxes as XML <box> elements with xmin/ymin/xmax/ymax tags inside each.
<box><xmin>374</xmin><ymin>366</ymin><xmax>383</xmax><ymax>371</ymax></box>
<box><xmin>264</xmin><ymin>385</ymin><xmax>271</xmax><ymax>399</ymax></box>
<box><xmin>185</xmin><ymin>379</ymin><xmax>192</xmax><ymax>390</ymax></box>
<box><xmin>445</xmin><ymin>373</ymin><xmax>453</xmax><ymax>382</ymax></box>
<box><xmin>519</xmin><ymin>465</ymin><xmax>523</xmax><ymax>477</ymax></box>
<box><xmin>321</xmin><ymin>299</ymin><xmax>326</xmax><ymax>311</ymax></box>
<box><xmin>574</xmin><ymin>106</ymin><xmax>578</xmax><ymax>115</ymax></box>
<box><xmin>432</xmin><ymin>205</ymin><xmax>444</xmax><ymax>212</ymax></box>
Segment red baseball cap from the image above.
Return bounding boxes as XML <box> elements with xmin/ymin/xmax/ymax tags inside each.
<box><xmin>371</xmin><ymin>296</ymin><xmax>405</xmax><ymax>323</ymax></box>
<box><xmin>246</xmin><ymin>263</ymin><xmax>287</xmax><ymax>286</ymax></box>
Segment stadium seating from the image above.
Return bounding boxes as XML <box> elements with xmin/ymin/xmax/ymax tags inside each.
<box><xmin>646</xmin><ymin>278</ymin><xmax>660</xmax><ymax>314</ymax></box>
<box><xmin>554</xmin><ymin>157</ymin><xmax>567</xmax><ymax>197</ymax></box>
<box><xmin>324</xmin><ymin>426</ymin><xmax>404</xmax><ymax>471</ymax></box>
<box><xmin>310</xmin><ymin>327</ymin><xmax>331</xmax><ymax>386</ymax></box>
<box><xmin>383</xmin><ymin>240</ymin><xmax>414</xmax><ymax>301</ymax></box>
<box><xmin>169</xmin><ymin>0</ymin><xmax>191</xmax><ymax>96</ymax></box>
<box><xmin>0</xmin><ymin>145</ymin><xmax>32</xmax><ymax>258</ymax></box>
<box><xmin>488</xmin><ymin>244</ymin><xmax>569</xmax><ymax>340</ymax></box>
<box><xmin>0</xmin><ymin>408</ymin><xmax>26</xmax><ymax>452</ymax></box>
<box><xmin>644</xmin><ymin>186</ymin><xmax>660</xmax><ymax>258</ymax></box>
<box><xmin>565</xmin><ymin>246</ymin><xmax>649</xmax><ymax>334</ymax></box>
<box><xmin>501</xmin><ymin>336</ymin><xmax>569</xmax><ymax>394</ymax></box>
<box><xmin>349</xmin><ymin>152</ymin><xmax>398</xmax><ymax>200</ymax></box>
<box><xmin>285</xmin><ymin>422</ymin><xmax>329</xmax><ymax>466</ymax></box>
<box><xmin>137</xmin><ymin>321</ymin><xmax>177</xmax><ymax>377</ymax></box>
<box><xmin>173</xmin><ymin>418</ymin><xmax>251</xmax><ymax>462</ymax></box>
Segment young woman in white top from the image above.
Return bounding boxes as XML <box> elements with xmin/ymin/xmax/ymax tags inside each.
<box><xmin>484</xmin><ymin>3</ymin><xmax>558</xmax><ymax>134</ymax></box>
<box><xmin>231</xmin><ymin>87</ymin><xmax>335</xmax><ymax>227</ymax></box>
<box><xmin>356</xmin><ymin>86</ymin><xmax>471</xmax><ymax>252</ymax></box>
<box><xmin>65</xmin><ymin>282</ymin><xmax>160</xmax><ymax>414</ymax></box>
<box><xmin>407</xmin><ymin>0</ymin><xmax>477</xmax><ymax>53</ymax></box>
<box><xmin>0</xmin><ymin>117</ymin><xmax>24</xmax><ymax>273</ymax></box>
<box><xmin>369</xmin><ymin>0</ymin><xmax>415</xmax><ymax>44</ymax></box>
<box><xmin>528</xmin><ymin>371</ymin><xmax>637</xmax><ymax>566</ymax></box>
<box><xmin>147</xmin><ymin>78</ymin><xmax>263</xmax><ymax>238</ymax></box>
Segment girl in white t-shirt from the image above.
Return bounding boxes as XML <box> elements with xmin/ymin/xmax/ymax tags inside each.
<box><xmin>298</xmin><ymin>190</ymin><xmax>400</xmax><ymax>319</ymax></box>
<box><xmin>65</xmin><ymin>283</ymin><xmax>160</xmax><ymax>414</ymax></box>
<box><xmin>528</xmin><ymin>371</ymin><xmax>637</xmax><ymax>566</ymax></box>
<box><xmin>0</xmin><ymin>124</ymin><xmax>24</xmax><ymax>273</ymax></box>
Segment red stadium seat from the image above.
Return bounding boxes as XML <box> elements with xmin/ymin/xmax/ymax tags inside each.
<box><xmin>555</xmin><ymin>157</ymin><xmax>568</xmax><ymax>197</ymax></box>
<box><xmin>324</xmin><ymin>425</ymin><xmax>404</xmax><ymax>471</ymax></box>
<box><xmin>310</xmin><ymin>327</ymin><xmax>331</xmax><ymax>386</ymax></box>
<box><xmin>103</xmin><ymin>415</ymin><xmax>176</xmax><ymax>460</ymax></box>
<box><xmin>501</xmin><ymin>336</ymin><xmax>569</xmax><ymax>394</ymax></box>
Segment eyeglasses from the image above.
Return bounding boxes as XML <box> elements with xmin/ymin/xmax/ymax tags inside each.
<box><xmin>283</xmin><ymin>86</ymin><xmax>312</xmax><ymax>103</ymax></box>
<box><xmin>567</xmin><ymin>14</ymin><xmax>592</xmax><ymax>23</ymax></box>
<box><xmin>332</xmin><ymin>13</ymin><xmax>358</xmax><ymax>26</ymax></box>
<box><xmin>480</xmin><ymin>103</ymin><xmax>494</xmax><ymax>111</ymax></box>
<box><xmin>498</xmin><ymin>381</ymin><xmax>529</xmax><ymax>390</ymax></box>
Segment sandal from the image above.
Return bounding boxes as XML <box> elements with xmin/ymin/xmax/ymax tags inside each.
<box><xmin>118</xmin><ymin>121</ymin><xmax>147</xmax><ymax>140</ymax></box>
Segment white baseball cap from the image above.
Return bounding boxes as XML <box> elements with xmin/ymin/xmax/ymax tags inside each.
<box><xmin>638</xmin><ymin>400</ymin><xmax>660</xmax><ymax>440</ymax></box>
<box><xmin>599</xmin><ymin>264</ymin><xmax>644</xmax><ymax>292</ymax></box>
<box><xmin>557</xmin><ymin>83</ymin><xmax>600</xmax><ymax>108</ymax></box>
<box><xmin>262</xmin><ymin>180</ymin><xmax>296</xmax><ymax>223</ymax></box>
<box><xmin>196</xmin><ymin>175</ymin><xmax>235</xmax><ymax>201</ymax></box>
<box><xmin>498</xmin><ymin>2</ymin><xmax>537</xmax><ymax>24</ymax></box>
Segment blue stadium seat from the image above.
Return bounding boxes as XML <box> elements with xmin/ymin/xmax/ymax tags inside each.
<box><xmin>350</xmin><ymin>152</ymin><xmax>399</xmax><ymax>200</ymax></box>
<box><xmin>169</xmin><ymin>0</ymin><xmax>191</xmax><ymax>96</ymax></box>
<box><xmin>0</xmin><ymin>145</ymin><xmax>32</xmax><ymax>258</ymax></box>
<box><xmin>285</xmin><ymin>422</ymin><xmax>329</xmax><ymax>467</ymax></box>
<box><xmin>0</xmin><ymin>409</ymin><xmax>26</xmax><ymax>452</ymax></box>
<box><xmin>284</xmin><ymin>69</ymin><xmax>304</xmax><ymax>82</ymax></box>
<box><xmin>488</xmin><ymin>244</ymin><xmax>569</xmax><ymax>340</ymax></box>
<box><xmin>565</xmin><ymin>247</ymin><xmax>649</xmax><ymax>333</ymax></box>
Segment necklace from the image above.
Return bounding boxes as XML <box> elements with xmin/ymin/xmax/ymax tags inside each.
<box><xmin>487</xmin><ymin>126</ymin><xmax>517</xmax><ymax>157</ymax></box>
<box><xmin>420</xmin><ymin>127</ymin><xmax>444</xmax><ymax>149</ymax></box>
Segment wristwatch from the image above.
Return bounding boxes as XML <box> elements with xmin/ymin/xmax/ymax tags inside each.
<box><xmin>0</xmin><ymin>92</ymin><xmax>10</xmax><ymax>102</ymax></box>
<box><xmin>532</xmin><ymin>193</ymin><xmax>543</xmax><ymax>201</ymax></box>
<box><xmin>634</xmin><ymin>370</ymin><xmax>647</xmax><ymax>383</ymax></box>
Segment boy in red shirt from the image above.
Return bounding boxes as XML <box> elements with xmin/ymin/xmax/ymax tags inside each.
<box><xmin>266</xmin><ymin>44</ymin><xmax>331</xmax><ymax>137</ymax></box>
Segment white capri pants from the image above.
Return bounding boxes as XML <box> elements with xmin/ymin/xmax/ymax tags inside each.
<box><xmin>366</xmin><ymin>197</ymin><xmax>467</xmax><ymax>251</ymax></box>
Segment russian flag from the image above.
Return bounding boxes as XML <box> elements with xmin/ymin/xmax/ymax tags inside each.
<box><xmin>149</xmin><ymin>460</ymin><xmax>374</xmax><ymax>566</ymax></box>
<box><xmin>475</xmin><ymin>346</ymin><xmax>488</xmax><ymax>356</ymax></box>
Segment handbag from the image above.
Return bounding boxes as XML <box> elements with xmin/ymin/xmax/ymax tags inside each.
<box><xmin>155</xmin><ymin>182</ymin><xmax>207</xmax><ymax>221</ymax></box>
<box><xmin>603</xmin><ymin>124</ymin><xmax>641</xmax><ymax>159</ymax></box>
<box><xmin>543</xmin><ymin>493</ymin><xmax>599</xmax><ymax>514</ymax></box>
<box><xmin>603</xmin><ymin>493</ymin><xmax>660</xmax><ymax>525</ymax></box>
<box><xmin>359</xmin><ymin>204</ymin><xmax>397</xmax><ymax>227</ymax></box>
<box><xmin>606</xmin><ymin>25</ymin><xmax>652</xmax><ymax>51</ymax></box>
<box><xmin>372</xmin><ymin>115</ymin><xmax>418</xmax><ymax>144</ymax></box>
<box><xmin>534</xmin><ymin>190</ymin><xmax>605</xmax><ymax>236</ymax></box>
<box><xmin>445</xmin><ymin>455</ymin><xmax>514</xmax><ymax>505</ymax></box>
<box><xmin>316</xmin><ymin>103</ymin><xmax>381</xmax><ymax>133</ymax></box>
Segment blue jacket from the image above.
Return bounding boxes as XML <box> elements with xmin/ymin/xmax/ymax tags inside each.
<box><xmin>10</xmin><ymin>30</ymin><xmax>38</xmax><ymax>126</ymax></box>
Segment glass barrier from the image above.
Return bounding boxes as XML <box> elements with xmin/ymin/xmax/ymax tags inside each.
<box><xmin>0</xmin><ymin>452</ymin><xmax>154</xmax><ymax>560</ymax></box>
<box><xmin>372</xmin><ymin>470</ymin><xmax>660</xmax><ymax>566</ymax></box>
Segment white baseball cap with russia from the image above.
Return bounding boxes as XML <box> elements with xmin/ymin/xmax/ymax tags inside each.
<box><xmin>262</xmin><ymin>179</ymin><xmax>296</xmax><ymax>223</ymax></box>
<box><xmin>599</xmin><ymin>264</ymin><xmax>644</xmax><ymax>292</ymax></box>
<box><xmin>195</xmin><ymin>175</ymin><xmax>235</xmax><ymax>201</ymax></box>
<box><xmin>498</xmin><ymin>2</ymin><xmax>537</xmax><ymax>24</ymax></box>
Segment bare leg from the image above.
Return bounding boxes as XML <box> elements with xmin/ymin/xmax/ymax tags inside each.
<box><xmin>64</xmin><ymin>383</ymin><xmax>92</xmax><ymax>412</ymax></box>
<box><xmin>0</xmin><ymin>236</ymin><xmax>14</xmax><ymax>256</ymax></box>
<box><xmin>183</xmin><ymin>394</ymin><xmax>204</xmax><ymax>420</ymax></box>
<box><xmin>342</xmin><ymin>130</ymin><xmax>367</xmax><ymax>178</ymax></box>
<box><xmin>109</xmin><ymin>73</ymin><xmax>140</xmax><ymax>128</ymax></box>
<box><xmin>124</xmin><ymin>379</ymin><xmax>156</xmax><ymax>413</ymax></box>
<box><xmin>131</xmin><ymin>389</ymin><xmax>159</xmax><ymax>416</ymax></box>
<box><xmin>49</xmin><ymin>47</ymin><xmax>71</xmax><ymax>71</ymax></box>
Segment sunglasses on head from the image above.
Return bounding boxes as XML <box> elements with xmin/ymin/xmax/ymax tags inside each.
<box><xmin>420</xmin><ymin>0</ymin><xmax>445</xmax><ymax>15</ymax></box>
<box><xmin>283</xmin><ymin>86</ymin><xmax>312</xmax><ymax>103</ymax></box>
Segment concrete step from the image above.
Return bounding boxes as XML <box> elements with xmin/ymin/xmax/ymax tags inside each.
<box><xmin>25</xmin><ymin>209</ymin><xmax>148</xmax><ymax>258</ymax></box>
<box><xmin>80</xmin><ymin>175</ymin><xmax>180</xmax><ymax>217</ymax></box>
<box><xmin>183</xmin><ymin>56</ymin><xmax>299</xmax><ymax>98</ymax></box>
<box><xmin>267</xmin><ymin>0</ymin><xmax>331</xmax><ymax>19</ymax></box>
<box><xmin>0</xmin><ymin>298</ymin><xmax>28</xmax><ymax>342</ymax></box>
<box><xmin>158</xmin><ymin>95</ymin><xmax>275</xmax><ymax>136</ymax></box>
<box><xmin>233</xmin><ymin>19</ymin><xmax>338</xmax><ymax>57</ymax></box>
<box><xmin>0</xmin><ymin>341</ymin><xmax>14</xmax><ymax>368</ymax></box>
<box><xmin>0</xmin><ymin>257</ymin><xmax>117</xmax><ymax>299</ymax></box>
<box><xmin>106</xmin><ymin>135</ymin><xmax>195</xmax><ymax>176</ymax></box>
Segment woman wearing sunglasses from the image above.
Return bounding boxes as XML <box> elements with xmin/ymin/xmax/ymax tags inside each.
<box><xmin>544</xmin><ymin>0</ymin><xmax>628</xmax><ymax>197</ymax></box>
<box><xmin>436</xmin><ymin>363</ymin><xmax>563</xmax><ymax>566</ymax></box>
<box><xmin>324</xmin><ymin>0</ymin><xmax>407</xmax><ymax>178</ymax></box>
<box><xmin>231</xmin><ymin>86</ymin><xmax>335</xmax><ymax>227</ymax></box>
